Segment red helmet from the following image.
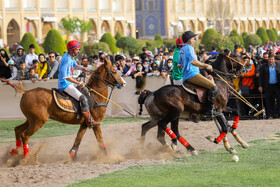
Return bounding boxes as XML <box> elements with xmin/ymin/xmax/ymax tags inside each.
<box><xmin>176</xmin><ymin>36</ymin><xmax>185</xmax><ymax>46</ymax></box>
<box><xmin>67</xmin><ymin>40</ymin><xmax>82</xmax><ymax>51</ymax></box>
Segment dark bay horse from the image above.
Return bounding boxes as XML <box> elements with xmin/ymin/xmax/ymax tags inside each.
<box><xmin>7</xmin><ymin>57</ymin><xmax>125</xmax><ymax>159</ymax></box>
<box><xmin>137</xmin><ymin>53</ymin><xmax>250</xmax><ymax>155</ymax></box>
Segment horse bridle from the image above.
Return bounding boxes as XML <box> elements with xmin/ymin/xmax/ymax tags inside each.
<box><xmin>88</xmin><ymin>66</ymin><xmax>122</xmax><ymax>88</ymax></box>
<box><xmin>224</xmin><ymin>54</ymin><xmax>246</xmax><ymax>76</ymax></box>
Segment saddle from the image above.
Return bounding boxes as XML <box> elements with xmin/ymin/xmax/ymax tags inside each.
<box><xmin>182</xmin><ymin>83</ymin><xmax>207</xmax><ymax>103</ymax></box>
<box><xmin>52</xmin><ymin>87</ymin><xmax>95</xmax><ymax>116</ymax></box>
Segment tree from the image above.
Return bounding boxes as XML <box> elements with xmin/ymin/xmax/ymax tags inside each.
<box><xmin>116</xmin><ymin>36</ymin><xmax>138</xmax><ymax>56</ymax></box>
<box><xmin>20</xmin><ymin>32</ymin><xmax>41</xmax><ymax>54</ymax></box>
<box><xmin>229</xmin><ymin>29</ymin><xmax>244</xmax><ymax>47</ymax></box>
<box><xmin>208</xmin><ymin>33</ymin><xmax>234</xmax><ymax>51</ymax></box>
<box><xmin>154</xmin><ymin>34</ymin><xmax>164</xmax><ymax>46</ymax></box>
<box><xmin>244</xmin><ymin>34</ymin><xmax>262</xmax><ymax>50</ymax></box>
<box><xmin>256</xmin><ymin>27</ymin><xmax>269</xmax><ymax>45</ymax></box>
<box><xmin>115</xmin><ymin>31</ymin><xmax>123</xmax><ymax>40</ymax></box>
<box><xmin>100</xmin><ymin>32</ymin><xmax>120</xmax><ymax>54</ymax></box>
<box><xmin>43</xmin><ymin>29</ymin><xmax>67</xmax><ymax>55</ymax></box>
<box><xmin>60</xmin><ymin>15</ymin><xmax>79</xmax><ymax>39</ymax></box>
<box><xmin>83</xmin><ymin>42</ymin><xmax>110</xmax><ymax>56</ymax></box>
<box><xmin>267</xmin><ymin>29</ymin><xmax>277</xmax><ymax>42</ymax></box>
<box><xmin>79</xmin><ymin>19</ymin><xmax>93</xmax><ymax>42</ymax></box>
<box><xmin>200</xmin><ymin>29</ymin><xmax>218</xmax><ymax>51</ymax></box>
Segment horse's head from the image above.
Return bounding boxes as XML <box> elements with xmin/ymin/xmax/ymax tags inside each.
<box><xmin>212</xmin><ymin>52</ymin><xmax>251</xmax><ymax>78</ymax></box>
<box><xmin>87</xmin><ymin>57</ymin><xmax>126</xmax><ymax>89</ymax></box>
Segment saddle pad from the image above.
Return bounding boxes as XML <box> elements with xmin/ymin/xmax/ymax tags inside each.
<box><xmin>182</xmin><ymin>83</ymin><xmax>207</xmax><ymax>103</ymax></box>
<box><xmin>52</xmin><ymin>89</ymin><xmax>80</xmax><ymax>113</ymax></box>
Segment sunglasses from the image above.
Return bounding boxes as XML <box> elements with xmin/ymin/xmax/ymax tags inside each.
<box><xmin>49</xmin><ymin>56</ymin><xmax>55</xmax><ymax>58</ymax></box>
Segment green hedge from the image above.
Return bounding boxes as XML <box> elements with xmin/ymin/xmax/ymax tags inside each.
<box><xmin>244</xmin><ymin>34</ymin><xmax>262</xmax><ymax>50</ymax></box>
<box><xmin>267</xmin><ymin>29</ymin><xmax>277</xmax><ymax>42</ymax></box>
<box><xmin>207</xmin><ymin>33</ymin><xmax>234</xmax><ymax>51</ymax></box>
<box><xmin>229</xmin><ymin>29</ymin><xmax>244</xmax><ymax>47</ymax></box>
<box><xmin>145</xmin><ymin>40</ymin><xmax>162</xmax><ymax>51</ymax></box>
<box><xmin>114</xmin><ymin>31</ymin><xmax>123</xmax><ymax>40</ymax></box>
<box><xmin>100</xmin><ymin>32</ymin><xmax>120</xmax><ymax>54</ymax></box>
<box><xmin>42</xmin><ymin>29</ymin><xmax>67</xmax><ymax>55</ymax></box>
<box><xmin>20</xmin><ymin>33</ymin><xmax>41</xmax><ymax>55</ymax></box>
<box><xmin>83</xmin><ymin>42</ymin><xmax>110</xmax><ymax>56</ymax></box>
<box><xmin>256</xmin><ymin>27</ymin><xmax>269</xmax><ymax>45</ymax></box>
<box><xmin>201</xmin><ymin>29</ymin><xmax>218</xmax><ymax>51</ymax></box>
<box><xmin>116</xmin><ymin>36</ymin><xmax>138</xmax><ymax>56</ymax></box>
<box><xmin>164</xmin><ymin>39</ymin><xmax>177</xmax><ymax>48</ymax></box>
<box><xmin>154</xmin><ymin>34</ymin><xmax>164</xmax><ymax>46</ymax></box>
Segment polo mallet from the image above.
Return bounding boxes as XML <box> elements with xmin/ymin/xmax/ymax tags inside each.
<box><xmin>249</xmin><ymin>104</ymin><xmax>259</xmax><ymax>115</ymax></box>
<box><xmin>260</xmin><ymin>92</ymin><xmax>266</xmax><ymax>119</ymax></box>
<box><xmin>87</xmin><ymin>86</ymin><xmax>136</xmax><ymax>118</ymax></box>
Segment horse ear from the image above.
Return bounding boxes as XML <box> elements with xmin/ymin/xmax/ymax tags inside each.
<box><xmin>104</xmin><ymin>56</ymin><xmax>112</xmax><ymax>67</ymax></box>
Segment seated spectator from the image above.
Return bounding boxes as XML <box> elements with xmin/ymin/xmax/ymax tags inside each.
<box><xmin>131</xmin><ymin>62</ymin><xmax>147</xmax><ymax>89</ymax></box>
<box><xmin>122</xmin><ymin>57</ymin><xmax>132</xmax><ymax>75</ymax></box>
<box><xmin>114</xmin><ymin>54</ymin><xmax>125</xmax><ymax>71</ymax></box>
<box><xmin>12</xmin><ymin>45</ymin><xmax>26</xmax><ymax>78</ymax></box>
<box><xmin>25</xmin><ymin>44</ymin><xmax>38</xmax><ymax>70</ymax></box>
<box><xmin>27</xmin><ymin>68</ymin><xmax>39</xmax><ymax>83</ymax></box>
<box><xmin>147</xmin><ymin>62</ymin><xmax>160</xmax><ymax>77</ymax></box>
<box><xmin>8</xmin><ymin>59</ymin><xmax>17</xmax><ymax>80</ymax></box>
<box><xmin>142</xmin><ymin>60</ymin><xmax>150</xmax><ymax>74</ymax></box>
<box><xmin>0</xmin><ymin>49</ymin><xmax>11</xmax><ymax>79</ymax></box>
<box><xmin>17</xmin><ymin>61</ymin><xmax>28</xmax><ymax>84</ymax></box>
<box><xmin>123</xmin><ymin>56</ymin><xmax>138</xmax><ymax>77</ymax></box>
<box><xmin>46</xmin><ymin>51</ymin><xmax>59</xmax><ymax>80</ymax></box>
<box><xmin>160</xmin><ymin>58</ymin><xmax>173</xmax><ymax>79</ymax></box>
<box><xmin>95</xmin><ymin>52</ymin><xmax>105</xmax><ymax>69</ymax></box>
<box><xmin>37</xmin><ymin>54</ymin><xmax>50</xmax><ymax>81</ymax></box>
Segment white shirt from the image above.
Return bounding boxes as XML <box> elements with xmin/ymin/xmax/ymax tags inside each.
<box><xmin>25</xmin><ymin>53</ymin><xmax>38</xmax><ymax>69</ymax></box>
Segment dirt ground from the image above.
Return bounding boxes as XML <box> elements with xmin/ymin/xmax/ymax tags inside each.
<box><xmin>0</xmin><ymin>119</ymin><xmax>279</xmax><ymax>187</ymax></box>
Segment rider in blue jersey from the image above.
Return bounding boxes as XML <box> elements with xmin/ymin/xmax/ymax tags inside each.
<box><xmin>58</xmin><ymin>40</ymin><xmax>100</xmax><ymax>127</ymax></box>
<box><xmin>178</xmin><ymin>31</ymin><xmax>218</xmax><ymax>116</ymax></box>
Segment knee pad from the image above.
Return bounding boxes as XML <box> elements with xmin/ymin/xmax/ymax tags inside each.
<box><xmin>79</xmin><ymin>95</ymin><xmax>89</xmax><ymax>111</ymax></box>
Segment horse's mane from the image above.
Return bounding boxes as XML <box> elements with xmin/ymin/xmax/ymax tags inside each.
<box><xmin>86</xmin><ymin>63</ymin><xmax>106</xmax><ymax>86</ymax></box>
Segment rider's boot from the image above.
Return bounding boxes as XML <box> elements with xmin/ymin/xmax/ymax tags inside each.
<box><xmin>82</xmin><ymin>110</ymin><xmax>100</xmax><ymax>128</ymax></box>
<box><xmin>79</xmin><ymin>95</ymin><xmax>100</xmax><ymax>128</ymax></box>
<box><xmin>205</xmin><ymin>86</ymin><xmax>219</xmax><ymax>116</ymax></box>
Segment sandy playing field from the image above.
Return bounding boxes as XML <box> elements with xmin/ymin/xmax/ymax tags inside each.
<box><xmin>0</xmin><ymin>119</ymin><xmax>279</xmax><ymax>187</ymax></box>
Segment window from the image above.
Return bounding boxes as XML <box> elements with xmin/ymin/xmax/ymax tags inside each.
<box><xmin>135</xmin><ymin>0</ymin><xmax>142</xmax><ymax>11</ymax></box>
<box><xmin>176</xmin><ymin>0</ymin><xmax>184</xmax><ymax>13</ymax></box>
<box><xmin>5</xmin><ymin>0</ymin><xmax>20</xmax><ymax>8</ymax></box>
<box><xmin>147</xmin><ymin>0</ymin><xmax>154</xmax><ymax>10</ymax></box>
<box><xmin>239</xmin><ymin>0</ymin><xmax>244</xmax><ymax>14</ymax></box>
<box><xmin>246</xmin><ymin>0</ymin><xmax>252</xmax><ymax>14</ymax></box>
<box><xmin>100</xmin><ymin>0</ymin><xmax>110</xmax><ymax>11</ymax></box>
<box><xmin>23</xmin><ymin>0</ymin><xmax>36</xmax><ymax>11</ymax></box>
<box><xmin>254</xmin><ymin>0</ymin><xmax>259</xmax><ymax>14</ymax></box>
<box><xmin>126</xmin><ymin>0</ymin><xmax>132</xmax><ymax>12</ymax></box>
<box><xmin>40</xmin><ymin>0</ymin><xmax>52</xmax><ymax>11</ymax></box>
<box><xmin>113</xmin><ymin>0</ymin><xmax>123</xmax><ymax>12</ymax></box>
<box><xmin>231</xmin><ymin>0</ymin><xmax>237</xmax><ymax>14</ymax></box>
<box><xmin>86</xmin><ymin>0</ymin><xmax>97</xmax><ymax>11</ymax></box>
<box><xmin>196</xmin><ymin>0</ymin><xmax>203</xmax><ymax>14</ymax></box>
<box><xmin>186</xmin><ymin>0</ymin><xmax>194</xmax><ymax>13</ymax></box>
<box><xmin>57</xmin><ymin>0</ymin><xmax>68</xmax><ymax>11</ymax></box>
<box><xmin>72</xmin><ymin>0</ymin><xmax>83</xmax><ymax>12</ymax></box>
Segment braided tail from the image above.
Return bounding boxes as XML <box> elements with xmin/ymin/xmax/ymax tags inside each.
<box><xmin>0</xmin><ymin>78</ymin><xmax>25</xmax><ymax>96</ymax></box>
<box><xmin>135</xmin><ymin>90</ymin><xmax>152</xmax><ymax>115</ymax></box>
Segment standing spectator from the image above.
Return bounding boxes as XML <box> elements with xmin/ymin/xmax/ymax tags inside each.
<box><xmin>147</xmin><ymin>62</ymin><xmax>161</xmax><ymax>77</ymax></box>
<box><xmin>131</xmin><ymin>62</ymin><xmax>147</xmax><ymax>89</ymax></box>
<box><xmin>209</xmin><ymin>46</ymin><xmax>219</xmax><ymax>57</ymax></box>
<box><xmin>275</xmin><ymin>50</ymin><xmax>280</xmax><ymax>63</ymax></box>
<box><xmin>122</xmin><ymin>57</ymin><xmax>132</xmax><ymax>75</ymax></box>
<box><xmin>17</xmin><ymin>61</ymin><xmax>28</xmax><ymax>84</ymax></box>
<box><xmin>12</xmin><ymin>45</ymin><xmax>26</xmax><ymax>77</ymax></box>
<box><xmin>160</xmin><ymin>58</ymin><xmax>173</xmax><ymax>79</ymax></box>
<box><xmin>95</xmin><ymin>52</ymin><xmax>105</xmax><ymax>68</ymax></box>
<box><xmin>258</xmin><ymin>54</ymin><xmax>280</xmax><ymax>119</ymax></box>
<box><xmin>123</xmin><ymin>56</ymin><xmax>138</xmax><ymax>77</ymax></box>
<box><xmin>37</xmin><ymin>54</ymin><xmax>50</xmax><ymax>81</ymax></box>
<box><xmin>0</xmin><ymin>49</ymin><xmax>11</xmax><ymax>79</ymax></box>
<box><xmin>7</xmin><ymin>59</ymin><xmax>17</xmax><ymax>80</ymax></box>
<box><xmin>25</xmin><ymin>44</ymin><xmax>38</xmax><ymax>70</ymax></box>
<box><xmin>46</xmin><ymin>51</ymin><xmax>59</xmax><ymax>80</ymax></box>
<box><xmin>172</xmin><ymin>36</ymin><xmax>185</xmax><ymax>85</ymax></box>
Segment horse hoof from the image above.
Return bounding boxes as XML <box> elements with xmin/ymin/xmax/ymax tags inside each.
<box><xmin>227</xmin><ymin>148</ymin><xmax>237</xmax><ymax>154</ymax></box>
<box><xmin>10</xmin><ymin>149</ymin><xmax>18</xmax><ymax>156</ymax></box>
<box><xmin>69</xmin><ymin>150</ymin><xmax>77</xmax><ymax>159</ymax></box>
<box><xmin>171</xmin><ymin>143</ymin><xmax>177</xmax><ymax>151</ymax></box>
<box><xmin>241</xmin><ymin>142</ymin><xmax>249</xmax><ymax>149</ymax></box>
<box><xmin>206</xmin><ymin>136</ymin><xmax>215</xmax><ymax>142</ymax></box>
<box><xmin>191</xmin><ymin>150</ymin><xmax>198</xmax><ymax>156</ymax></box>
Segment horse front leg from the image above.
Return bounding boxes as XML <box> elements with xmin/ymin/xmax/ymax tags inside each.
<box><xmin>92</xmin><ymin>124</ymin><xmax>107</xmax><ymax>156</ymax></box>
<box><xmin>69</xmin><ymin>122</ymin><xmax>87</xmax><ymax>160</ymax></box>
<box><xmin>140</xmin><ymin>120</ymin><xmax>157</xmax><ymax>149</ymax></box>
<box><xmin>170</xmin><ymin>118</ymin><xmax>179</xmax><ymax>151</ymax></box>
<box><xmin>230</xmin><ymin>116</ymin><xmax>249</xmax><ymax>149</ymax></box>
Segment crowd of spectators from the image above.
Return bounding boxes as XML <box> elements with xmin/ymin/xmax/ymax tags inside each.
<box><xmin>1</xmin><ymin>40</ymin><xmax>280</xmax><ymax>119</ymax></box>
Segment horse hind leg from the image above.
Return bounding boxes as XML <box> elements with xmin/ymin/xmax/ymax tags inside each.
<box><xmin>21</xmin><ymin>119</ymin><xmax>47</xmax><ymax>158</ymax></box>
<box><xmin>140</xmin><ymin>120</ymin><xmax>157</xmax><ymax>149</ymax></box>
<box><xmin>69</xmin><ymin>122</ymin><xmax>88</xmax><ymax>160</ymax></box>
<box><xmin>92</xmin><ymin>124</ymin><xmax>108</xmax><ymax>156</ymax></box>
<box><xmin>10</xmin><ymin>121</ymin><xmax>29</xmax><ymax>156</ymax></box>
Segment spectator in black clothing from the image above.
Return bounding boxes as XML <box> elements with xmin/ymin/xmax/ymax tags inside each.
<box><xmin>131</xmin><ymin>62</ymin><xmax>147</xmax><ymax>89</ymax></box>
<box><xmin>0</xmin><ymin>49</ymin><xmax>11</xmax><ymax>79</ymax></box>
<box><xmin>258</xmin><ymin>54</ymin><xmax>280</xmax><ymax>119</ymax></box>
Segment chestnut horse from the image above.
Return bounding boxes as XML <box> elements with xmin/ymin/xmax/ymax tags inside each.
<box><xmin>137</xmin><ymin>53</ymin><xmax>250</xmax><ymax>155</ymax></box>
<box><xmin>8</xmin><ymin>57</ymin><xmax>125</xmax><ymax>159</ymax></box>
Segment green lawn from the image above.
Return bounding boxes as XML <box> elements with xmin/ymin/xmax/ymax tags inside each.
<box><xmin>69</xmin><ymin>138</ymin><xmax>280</xmax><ymax>186</ymax></box>
<box><xmin>0</xmin><ymin>117</ymin><xmax>150</xmax><ymax>143</ymax></box>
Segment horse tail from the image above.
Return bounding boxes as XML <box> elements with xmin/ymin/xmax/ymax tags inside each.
<box><xmin>0</xmin><ymin>79</ymin><xmax>25</xmax><ymax>96</ymax></box>
<box><xmin>135</xmin><ymin>89</ymin><xmax>152</xmax><ymax>115</ymax></box>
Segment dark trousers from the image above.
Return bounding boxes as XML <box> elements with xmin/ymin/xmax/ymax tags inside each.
<box><xmin>264</xmin><ymin>84</ymin><xmax>280</xmax><ymax>118</ymax></box>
